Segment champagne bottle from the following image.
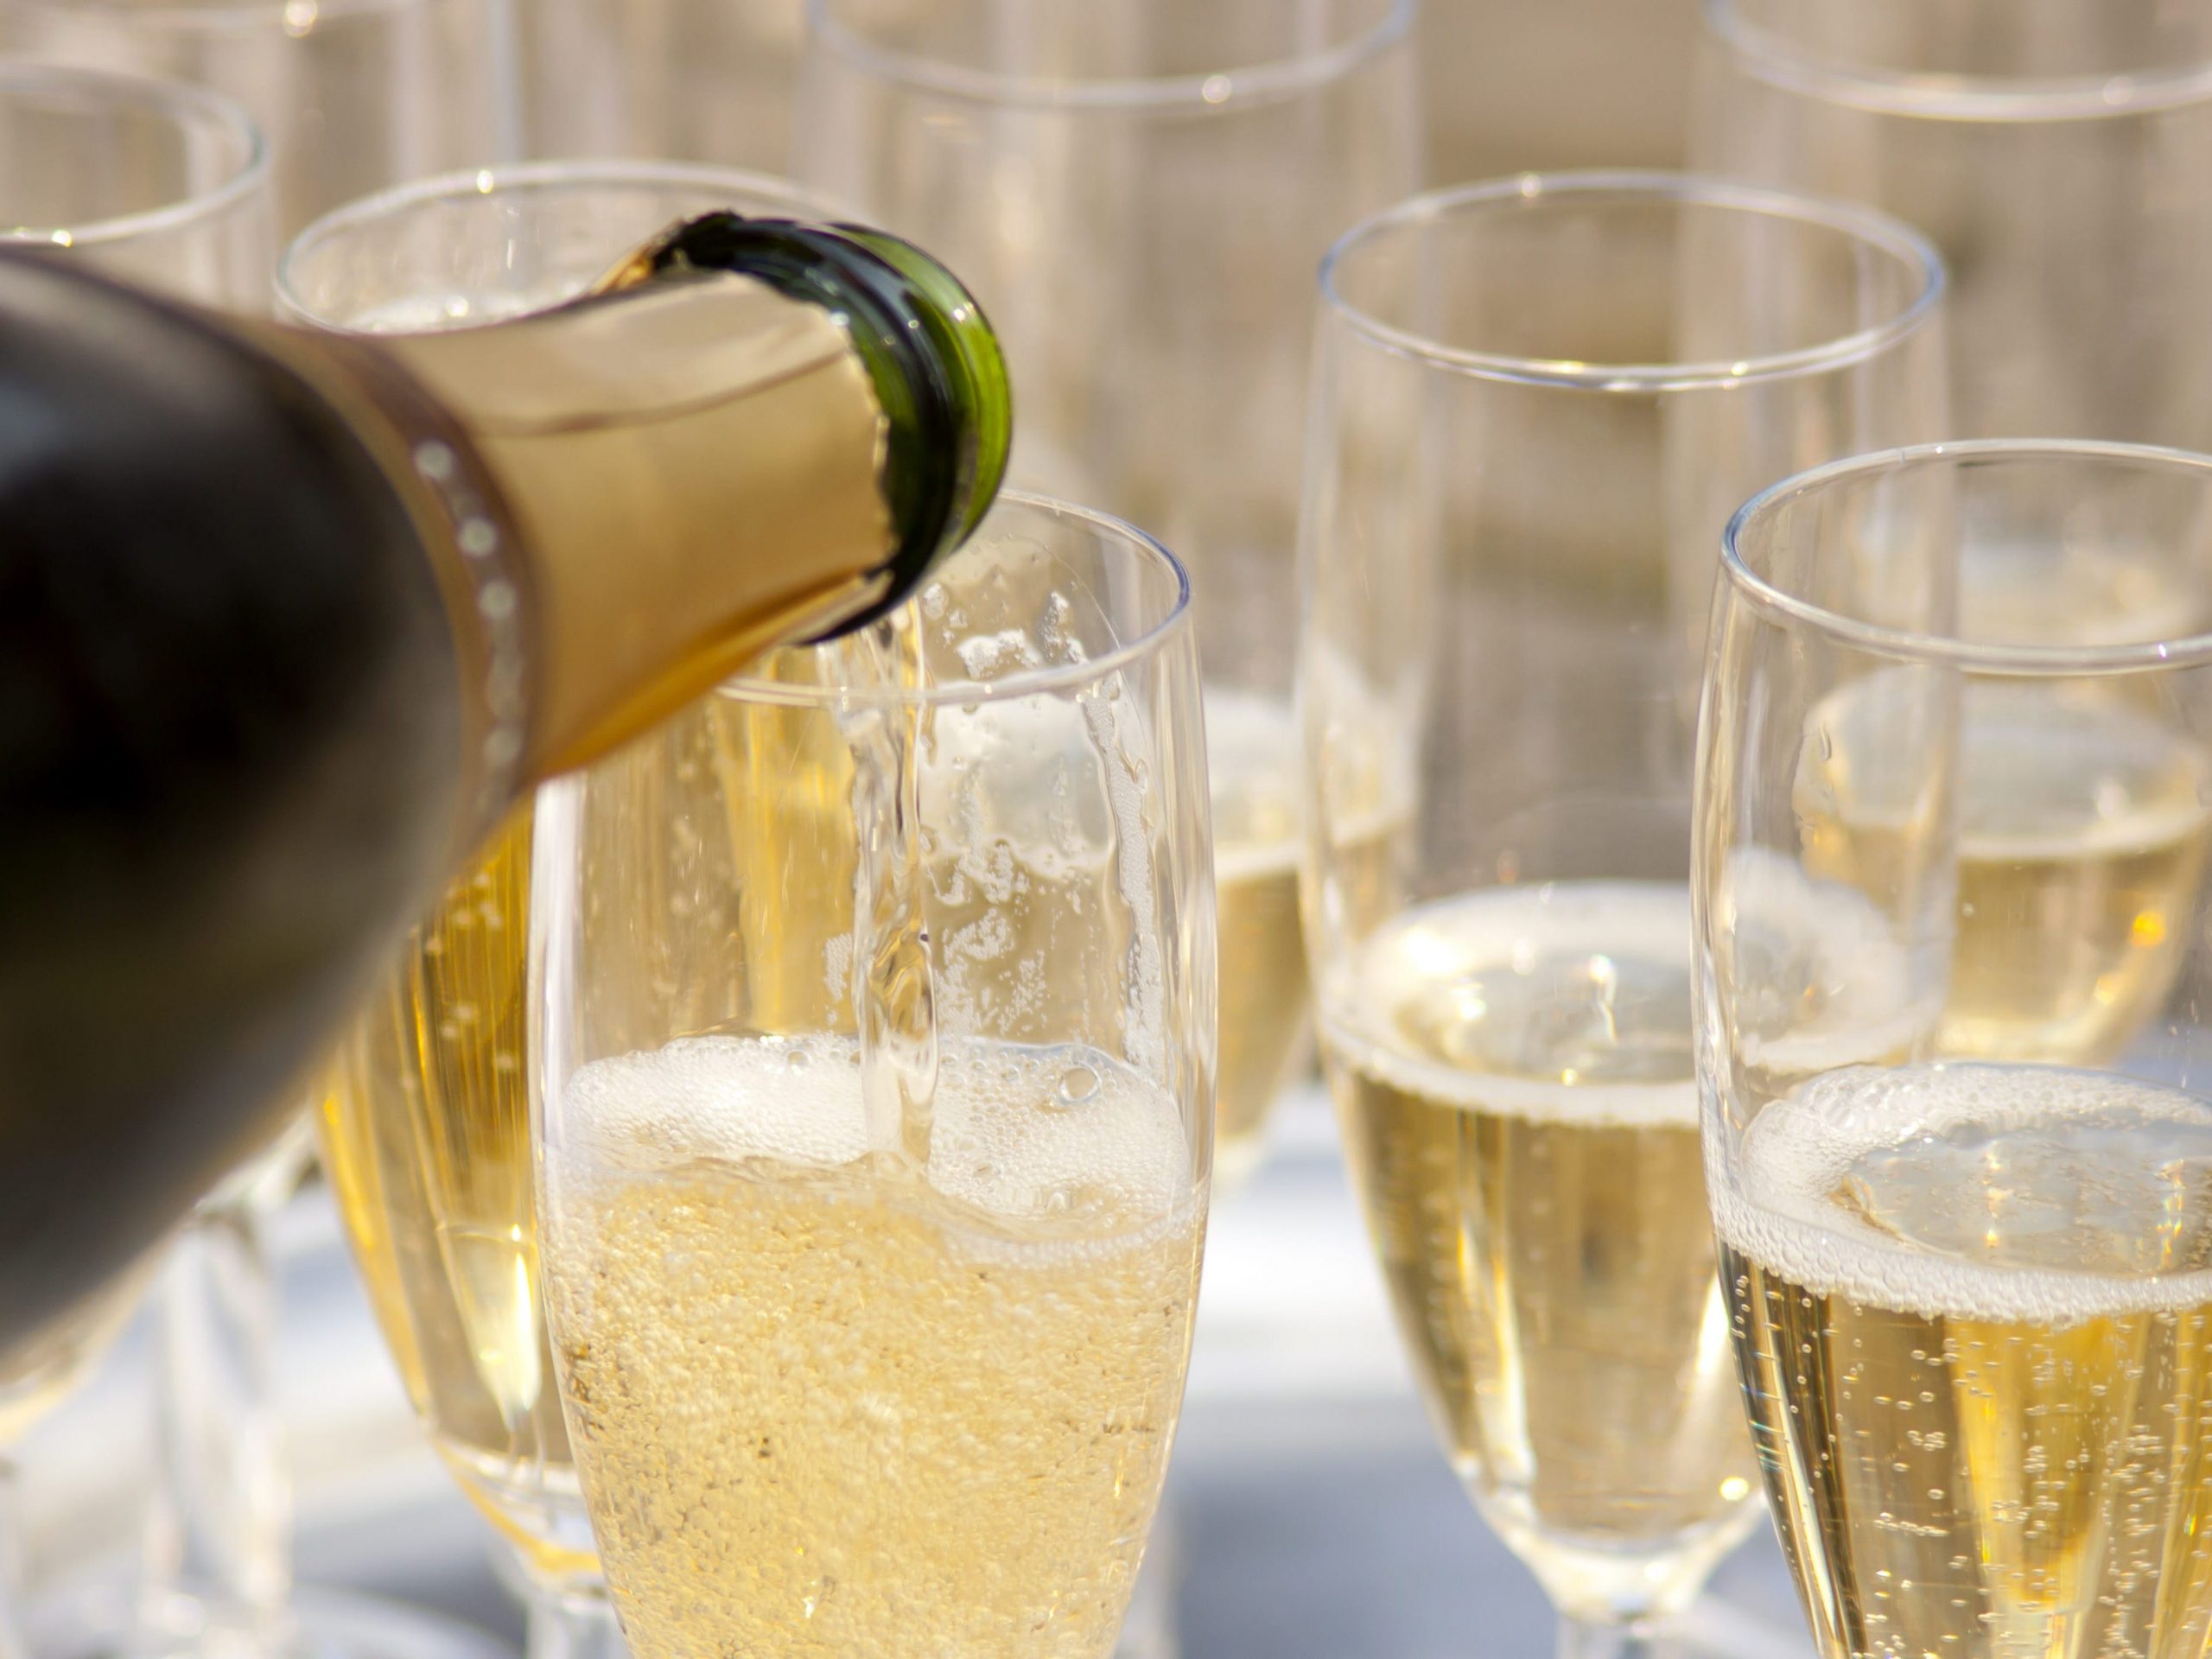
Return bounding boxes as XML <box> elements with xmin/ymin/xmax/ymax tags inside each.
<box><xmin>0</xmin><ymin>215</ymin><xmax>1009</xmax><ymax>1381</ymax></box>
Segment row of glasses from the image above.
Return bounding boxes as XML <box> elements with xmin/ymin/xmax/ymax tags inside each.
<box><xmin>1298</xmin><ymin>172</ymin><xmax>1947</xmax><ymax>1655</ymax></box>
<box><xmin>1293</xmin><ymin>13</ymin><xmax>2212</xmax><ymax>1651</ymax></box>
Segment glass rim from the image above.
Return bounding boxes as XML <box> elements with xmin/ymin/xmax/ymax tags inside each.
<box><xmin>1722</xmin><ymin>438</ymin><xmax>2212</xmax><ymax>675</ymax></box>
<box><xmin>803</xmin><ymin>0</ymin><xmax>1413</xmax><ymax>111</ymax></box>
<box><xmin>0</xmin><ymin>60</ymin><xmax>267</xmax><ymax>247</ymax></box>
<box><xmin>275</xmin><ymin>157</ymin><xmax>847</xmax><ymax>322</ymax></box>
<box><xmin>1317</xmin><ymin>169</ymin><xmax>1947</xmax><ymax>391</ymax></box>
<box><xmin>721</xmin><ymin>491</ymin><xmax>1194</xmax><ymax>710</ymax></box>
<box><xmin>0</xmin><ymin>0</ymin><xmax>456</xmax><ymax>31</ymax></box>
<box><xmin>1705</xmin><ymin>0</ymin><xmax>2212</xmax><ymax>120</ymax></box>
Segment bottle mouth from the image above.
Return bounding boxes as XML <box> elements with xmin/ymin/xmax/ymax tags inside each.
<box><xmin>605</xmin><ymin>213</ymin><xmax>1012</xmax><ymax>638</ymax></box>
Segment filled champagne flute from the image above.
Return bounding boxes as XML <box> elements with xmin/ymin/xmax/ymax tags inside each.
<box><xmin>1692</xmin><ymin>0</ymin><xmax>2212</xmax><ymax>446</ymax></box>
<box><xmin>1299</xmin><ymin>172</ymin><xmax>1946</xmax><ymax>1654</ymax></box>
<box><xmin>533</xmin><ymin>492</ymin><xmax>1213</xmax><ymax>1659</ymax></box>
<box><xmin>1697</xmin><ymin>440</ymin><xmax>2212</xmax><ymax>1659</ymax></box>
<box><xmin>0</xmin><ymin>0</ymin><xmax>505</xmax><ymax>238</ymax></box>
<box><xmin>799</xmin><ymin>0</ymin><xmax>1417</xmax><ymax>1185</ymax></box>
<box><xmin>279</xmin><ymin>159</ymin><xmax>891</xmax><ymax>1659</ymax></box>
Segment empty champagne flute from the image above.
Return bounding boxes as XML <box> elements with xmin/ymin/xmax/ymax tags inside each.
<box><xmin>0</xmin><ymin>0</ymin><xmax>505</xmax><ymax>237</ymax></box>
<box><xmin>533</xmin><ymin>492</ymin><xmax>1214</xmax><ymax>1658</ymax></box>
<box><xmin>1299</xmin><ymin>172</ymin><xmax>1946</xmax><ymax>1656</ymax></box>
<box><xmin>282</xmin><ymin>158</ymin><xmax>863</xmax><ymax>1659</ymax></box>
<box><xmin>1694</xmin><ymin>0</ymin><xmax>2212</xmax><ymax>445</ymax></box>
<box><xmin>1698</xmin><ymin>440</ymin><xmax>2212</xmax><ymax>1659</ymax></box>
<box><xmin>799</xmin><ymin>0</ymin><xmax>1417</xmax><ymax>1185</ymax></box>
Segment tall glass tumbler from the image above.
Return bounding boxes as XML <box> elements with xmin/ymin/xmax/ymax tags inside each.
<box><xmin>1698</xmin><ymin>441</ymin><xmax>2212</xmax><ymax>1659</ymax></box>
<box><xmin>1299</xmin><ymin>173</ymin><xmax>1947</xmax><ymax>1653</ymax></box>
<box><xmin>0</xmin><ymin>0</ymin><xmax>505</xmax><ymax>238</ymax></box>
<box><xmin>533</xmin><ymin>493</ymin><xmax>1213</xmax><ymax>1659</ymax></box>
<box><xmin>1694</xmin><ymin>0</ymin><xmax>2212</xmax><ymax>446</ymax></box>
<box><xmin>799</xmin><ymin>0</ymin><xmax>1418</xmax><ymax>1185</ymax></box>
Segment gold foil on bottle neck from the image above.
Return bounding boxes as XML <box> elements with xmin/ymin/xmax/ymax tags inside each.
<box><xmin>372</xmin><ymin>269</ymin><xmax>894</xmax><ymax>781</ymax></box>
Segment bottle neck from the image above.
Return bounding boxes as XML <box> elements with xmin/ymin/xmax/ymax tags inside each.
<box><xmin>599</xmin><ymin>215</ymin><xmax>1011</xmax><ymax>638</ymax></box>
<box><xmin>264</xmin><ymin>214</ymin><xmax>1011</xmax><ymax>846</ymax></box>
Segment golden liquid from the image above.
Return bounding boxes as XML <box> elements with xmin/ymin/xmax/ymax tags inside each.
<box><xmin>1208</xmin><ymin>692</ymin><xmax>1310</xmax><ymax>1188</ymax></box>
<box><xmin>1716</xmin><ymin>1062</ymin><xmax>2212</xmax><ymax>1659</ymax></box>
<box><xmin>318</xmin><ymin>806</ymin><xmax>591</xmax><ymax>1580</ymax></box>
<box><xmin>544</xmin><ymin>1033</ymin><xmax>1204</xmax><ymax>1659</ymax></box>
<box><xmin>1321</xmin><ymin>883</ymin><xmax>1758</xmax><ymax>1616</ymax></box>
<box><xmin>1796</xmin><ymin>676</ymin><xmax>2211</xmax><ymax>1064</ymax></box>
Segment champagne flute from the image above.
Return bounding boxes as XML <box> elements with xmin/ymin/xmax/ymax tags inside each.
<box><xmin>533</xmin><ymin>492</ymin><xmax>1213</xmax><ymax>1658</ymax></box>
<box><xmin>798</xmin><ymin>0</ymin><xmax>1417</xmax><ymax>1186</ymax></box>
<box><xmin>279</xmin><ymin>158</ymin><xmax>867</xmax><ymax>1659</ymax></box>
<box><xmin>1693</xmin><ymin>0</ymin><xmax>2212</xmax><ymax>446</ymax></box>
<box><xmin>0</xmin><ymin>0</ymin><xmax>505</xmax><ymax>237</ymax></box>
<box><xmin>1698</xmin><ymin>440</ymin><xmax>2212</xmax><ymax>1659</ymax></box>
<box><xmin>1298</xmin><ymin>172</ymin><xmax>1946</xmax><ymax>1656</ymax></box>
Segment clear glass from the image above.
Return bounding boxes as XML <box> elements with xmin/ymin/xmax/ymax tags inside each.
<box><xmin>0</xmin><ymin>0</ymin><xmax>506</xmax><ymax>239</ymax></box>
<box><xmin>513</xmin><ymin>0</ymin><xmax>799</xmax><ymax>175</ymax></box>
<box><xmin>532</xmin><ymin>491</ymin><xmax>1213</xmax><ymax>1659</ymax></box>
<box><xmin>1694</xmin><ymin>0</ymin><xmax>2212</xmax><ymax>445</ymax></box>
<box><xmin>798</xmin><ymin>0</ymin><xmax>1418</xmax><ymax>1189</ymax></box>
<box><xmin>1697</xmin><ymin>440</ymin><xmax>2212</xmax><ymax>1659</ymax></box>
<box><xmin>279</xmin><ymin>159</ymin><xmax>854</xmax><ymax>1659</ymax></box>
<box><xmin>1299</xmin><ymin>172</ymin><xmax>1948</xmax><ymax>1656</ymax></box>
<box><xmin>0</xmin><ymin>59</ymin><xmax>269</xmax><ymax>305</ymax></box>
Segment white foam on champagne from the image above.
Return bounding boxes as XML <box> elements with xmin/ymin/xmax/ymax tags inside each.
<box><xmin>560</xmin><ymin>1034</ymin><xmax>1193</xmax><ymax>1247</ymax></box>
<box><xmin>1320</xmin><ymin>882</ymin><xmax>1700</xmax><ymax>1128</ymax></box>
<box><xmin>1713</xmin><ymin>1062</ymin><xmax>2212</xmax><ymax>1324</ymax></box>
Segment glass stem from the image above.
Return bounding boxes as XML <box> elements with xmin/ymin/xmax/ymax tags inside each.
<box><xmin>522</xmin><ymin>1576</ymin><xmax>623</xmax><ymax>1659</ymax></box>
<box><xmin>144</xmin><ymin>1147</ymin><xmax>300</xmax><ymax>1640</ymax></box>
<box><xmin>1554</xmin><ymin>1612</ymin><xmax>1662</xmax><ymax>1659</ymax></box>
